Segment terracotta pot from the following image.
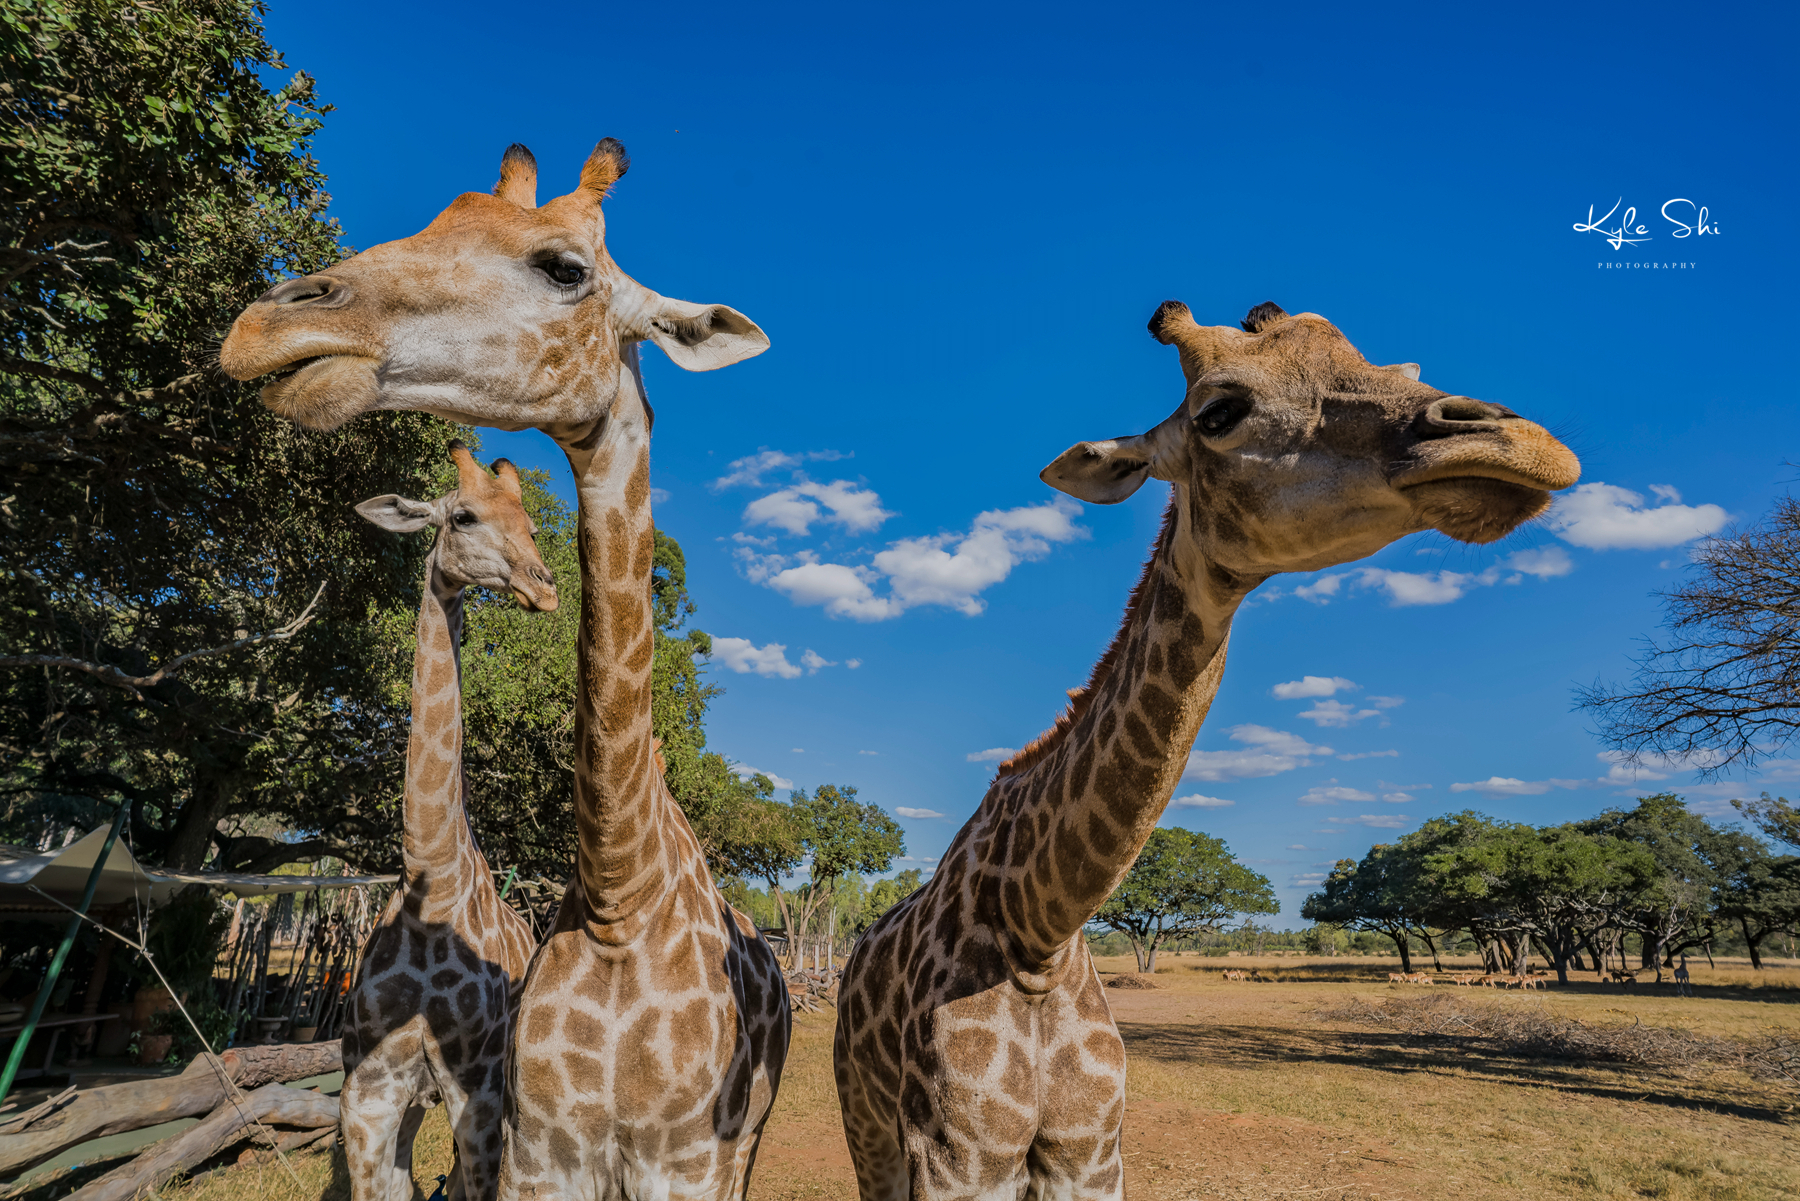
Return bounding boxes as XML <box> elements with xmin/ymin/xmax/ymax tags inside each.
<box><xmin>135</xmin><ymin>1033</ymin><xmax>173</xmax><ymax>1066</ymax></box>
<box><xmin>291</xmin><ymin>1025</ymin><xmax>318</xmax><ymax>1044</ymax></box>
<box><xmin>131</xmin><ymin>985</ymin><xmax>177</xmax><ymax>1029</ymax></box>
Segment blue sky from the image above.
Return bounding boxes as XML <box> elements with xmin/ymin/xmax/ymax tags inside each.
<box><xmin>264</xmin><ymin>1</ymin><xmax>1797</xmax><ymax>916</ymax></box>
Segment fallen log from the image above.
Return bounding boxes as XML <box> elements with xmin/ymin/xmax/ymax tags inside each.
<box><xmin>64</xmin><ymin>1082</ymin><xmax>338</xmax><ymax>1201</ymax></box>
<box><xmin>0</xmin><ymin>1040</ymin><xmax>341</xmax><ymax>1177</ymax></box>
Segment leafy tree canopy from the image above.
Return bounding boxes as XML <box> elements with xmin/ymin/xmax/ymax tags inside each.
<box><xmin>1</xmin><ymin>0</ymin><xmax>460</xmax><ymax>868</ymax></box>
<box><xmin>1094</xmin><ymin>826</ymin><xmax>1275</xmax><ymax>972</ymax></box>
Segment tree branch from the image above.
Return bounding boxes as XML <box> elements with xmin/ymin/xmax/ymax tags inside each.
<box><xmin>0</xmin><ymin>583</ymin><xmax>328</xmax><ymax>693</ymax></box>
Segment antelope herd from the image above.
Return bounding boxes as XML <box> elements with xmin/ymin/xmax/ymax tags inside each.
<box><xmin>1212</xmin><ymin>967</ymin><xmax>1641</xmax><ymax>988</ymax></box>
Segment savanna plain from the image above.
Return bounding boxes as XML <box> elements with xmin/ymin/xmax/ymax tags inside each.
<box><xmin>14</xmin><ymin>956</ymin><xmax>1796</xmax><ymax>1201</ymax></box>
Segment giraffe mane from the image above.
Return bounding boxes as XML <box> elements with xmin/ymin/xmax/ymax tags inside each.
<box><xmin>996</xmin><ymin>496</ymin><xmax>1176</xmax><ymax>777</ymax></box>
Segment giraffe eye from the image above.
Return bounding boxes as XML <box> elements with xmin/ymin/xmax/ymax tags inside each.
<box><xmin>453</xmin><ymin>510</ymin><xmax>478</xmax><ymax>527</ymax></box>
<box><xmin>537</xmin><ymin>255</ymin><xmax>587</xmax><ymax>287</ymax></box>
<box><xmin>1196</xmin><ymin>394</ymin><xmax>1252</xmax><ymax>437</ymax></box>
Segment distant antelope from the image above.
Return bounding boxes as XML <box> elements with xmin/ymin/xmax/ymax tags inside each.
<box><xmin>1449</xmin><ymin>973</ymin><xmax>1480</xmax><ymax>986</ymax></box>
<box><xmin>1387</xmin><ymin>972</ymin><xmax>1409</xmax><ymax>983</ymax></box>
<box><xmin>1407</xmin><ymin>973</ymin><xmax>1434</xmax><ymax>985</ymax></box>
<box><xmin>1673</xmin><ymin>955</ymin><xmax>1692</xmax><ymax>997</ymax></box>
<box><xmin>1608</xmin><ymin>969</ymin><xmax>1637</xmax><ymax>985</ymax></box>
<box><xmin>1223</xmin><ymin>969</ymin><xmax>1247</xmax><ymax>981</ymax></box>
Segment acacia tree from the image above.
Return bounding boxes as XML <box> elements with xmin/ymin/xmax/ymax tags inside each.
<box><xmin>1578</xmin><ymin>497</ymin><xmax>1800</xmax><ymax>777</ymax></box>
<box><xmin>1717</xmin><ymin>852</ymin><xmax>1800</xmax><ymax>969</ymax></box>
<box><xmin>759</xmin><ymin>785</ymin><xmax>903</xmax><ymax>967</ymax></box>
<box><xmin>1302</xmin><ymin>839</ymin><xmax>1436</xmax><ymax>973</ymax></box>
<box><xmin>0</xmin><ymin>0</ymin><xmax>459</xmax><ymax>868</ymax></box>
<box><xmin>1095</xmin><ymin>827</ymin><xmax>1274</xmax><ymax>972</ymax></box>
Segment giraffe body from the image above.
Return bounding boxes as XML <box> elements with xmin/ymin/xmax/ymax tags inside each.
<box><xmin>342</xmin><ymin>446</ymin><xmax>553</xmax><ymax>1201</ymax></box>
<box><xmin>836</xmin><ymin>301</ymin><xmax>1582</xmax><ymax>1200</ymax></box>
<box><xmin>218</xmin><ymin>143</ymin><xmax>787</xmax><ymax>1199</ymax></box>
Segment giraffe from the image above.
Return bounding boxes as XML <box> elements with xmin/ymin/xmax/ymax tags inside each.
<box><xmin>343</xmin><ymin>442</ymin><xmax>554</xmax><ymax>1201</ymax></box>
<box><xmin>219</xmin><ymin>141</ymin><xmax>790</xmax><ymax>1200</ymax></box>
<box><xmin>834</xmin><ymin>299</ymin><xmax>1582</xmax><ymax>1200</ymax></box>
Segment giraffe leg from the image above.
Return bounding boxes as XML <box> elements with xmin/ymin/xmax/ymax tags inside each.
<box><xmin>444</xmin><ymin>1069</ymin><xmax>508</xmax><ymax>1201</ymax></box>
<box><xmin>343</xmin><ymin>1066</ymin><xmax>427</xmax><ymax>1201</ymax></box>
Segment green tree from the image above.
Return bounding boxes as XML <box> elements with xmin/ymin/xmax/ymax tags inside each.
<box><xmin>847</xmin><ymin>868</ymin><xmax>924</xmax><ymax>938</ymax></box>
<box><xmin>760</xmin><ymin>785</ymin><xmax>903</xmax><ymax>967</ymax></box>
<box><xmin>1576</xmin><ymin>793</ymin><xmax>1753</xmax><ymax>978</ymax></box>
<box><xmin>1734</xmin><ymin>793</ymin><xmax>1800</xmax><ymax>851</ymax></box>
<box><xmin>1302</xmin><ymin>838</ymin><xmax>1437</xmax><ymax>973</ymax></box>
<box><xmin>1094</xmin><ymin>827</ymin><xmax>1276</xmax><ymax>972</ymax></box>
<box><xmin>1716</xmin><ymin>851</ymin><xmax>1800</xmax><ymax>970</ymax></box>
<box><xmin>0</xmin><ymin>0</ymin><xmax>460</xmax><ymax>868</ymax></box>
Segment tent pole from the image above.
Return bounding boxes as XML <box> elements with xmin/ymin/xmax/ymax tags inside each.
<box><xmin>0</xmin><ymin>802</ymin><xmax>130</xmax><ymax>1105</ymax></box>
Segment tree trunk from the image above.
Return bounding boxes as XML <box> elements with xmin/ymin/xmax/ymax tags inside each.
<box><xmin>1421</xmin><ymin>929</ymin><xmax>1444</xmax><ymax>972</ymax></box>
<box><xmin>1144</xmin><ymin>939</ymin><xmax>1159</xmax><ymax>973</ymax></box>
<box><xmin>1386</xmin><ymin>927</ymin><xmax>1412</xmax><ymax>975</ymax></box>
<box><xmin>1741</xmin><ymin>917</ymin><xmax>1764</xmax><ymax>970</ymax></box>
<box><xmin>65</xmin><ymin>1082</ymin><xmax>337</xmax><ymax>1201</ymax></box>
<box><xmin>765</xmin><ymin>880</ymin><xmax>799</xmax><ymax>969</ymax></box>
<box><xmin>0</xmin><ymin>1041</ymin><xmax>341</xmax><ymax>1177</ymax></box>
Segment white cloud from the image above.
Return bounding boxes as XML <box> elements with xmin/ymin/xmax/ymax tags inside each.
<box><xmin>1294</xmin><ymin>575</ymin><xmax>1343</xmax><ymax>602</ymax></box>
<box><xmin>1291</xmin><ymin>872</ymin><xmax>1328</xmax><ymax>886</ymax></box>
<box><xmin>1299</xmin><ymin>785</ymin><xmax>1376</xmax><ymax>805</ymax></box>
<box><xmin>763</xmin><ymin>562</ymin><xmax>901</xmax><ymax>621</ymax></box>
<box><xmin>896</xmin><ymin>807</ymin><xmax>947</xmax><ymax>820</ymax></box>
<box><xmin>1286</xmin><ymin>844</ymin><xmax>1312</xmax><ymax>851</ymax></box>
<box><xmin>1380</xmin><ymin>791</ymin><xmax>1413</xmax><ymax>804</ymax></box>
<box><xmin>650</xmin><ymin>486</ymin><xmax>671</xmax><ymax>504</ymax></box>
<box><xmin>896</xmin><ymin>855</ymin><xmax>940</xmax><ymax>866</ymax></box>
<box><xmin>1185</xmin><ymin>725</ymin><xmax>1332</xmax><ymax>782</ymax></box>
<box><xmin>1337</xmin><ymin>749</ymin><xmax>1400</xmax><ymax>761</ymax></box>
<box><xmin>857</xmin><ymin>749</ymin><xmax>879</xmax><ymax>755</ymax></box>
<box><xmin>744</xmin><ymin>479</ymin><xmax>894</xmax><ymax>537</ymax></box>
<box><xmin>731</xmin><ymin>763</ymin><xmax>795</xmax><ymax>790</ymax></box>
<box><xmin>750</xmin><ymin>500</ymin><xmax>1087</xmax><ymax>622</ymax></box>
<box><xmin>1171</xmin><ymin>794</ymin><xmax>1235</xmax><ymax>808</ymax></box>
<box><xmin>711</xmin><ymin>448</ymin><xmax>849</xmax><ymax>491</ymax></box>
<box><xmin>792</xmin><ymin>748</ymin><xmax>804</xmax><ymax>753</ymax></box>
<box><xmin>1547</xmin><ymin>482</ymin><xmax>1728</xmax><ymax>550</ymax></box>
<box><xmin>1298</xmin><ymin>700</ymin><xmax>1381</xmax><ymax>728</ymax></box>
<box><xmin>800</xmin><ymin>649</ymin><xmax>837</xmax><ymax>674</ymax></box>
<box><xmin>1368</xmin><ymin>696</ymin><xmax>1406</xmax><ymax>710</ymax></box>
<box><xmin>846</xmin><ymin>658</ymin><xmax>863</xmax><ymax>669</ymax></box>
<box><xmin>966</xmin><ymin>747</ymin><xmax>1017</xmax><ymax>763</ymax></box>
<box><xmin>1326</xmin><ymin>814</ymin><xmax>1410</xmax><ymax>830</ymax></box>
<box><xmin>1356</xmin><ymin>566</ymin><xmax>1494</xmax><ymax>606</ymax></box>
<box><xmin>1505</xmin><ymin>547</ymin><xmax>1575</xmax><ymax>579</ymax></box>
<box><xmin>1449</xmin><ymin>776</ymin><xmax>1583</xmax><ymax>797</ymax></box>
<box><xmin>1272</xmin><ymin>675</ymin><xmax>1358</xmax><ymax>699</ymax></box>
<box><xmin>713</xmin><ymin>637</ymin><xmax>802</xmax><ymax>679</ymax></box>
<box><xmin>870</xmin><ymin>500</ymin><xmax>1085</xmax><ymax>618</ymax></box>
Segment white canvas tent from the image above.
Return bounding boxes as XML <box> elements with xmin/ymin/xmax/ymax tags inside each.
<box><xmin>0</xmin><ymin>827</ymin><xmax>396</xmax><ymax>914</ymax></box>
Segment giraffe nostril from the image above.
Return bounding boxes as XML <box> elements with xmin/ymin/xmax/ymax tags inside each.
<box><xmin>1412</xmin><ymin>397</ymin><xmax>1518</xmax><ymax>439</ymax></box>
<box><xmin>255</xmin><ymin>274</ymin><xmax>353</xmax><ymax>309</ymax></box>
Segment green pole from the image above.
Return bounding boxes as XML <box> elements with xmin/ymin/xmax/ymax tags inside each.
<box><xmin>0</xmin><ymin>804</ymin><xmax>130</xmax><ymax>1105</ymax></box>
<box><xmin>497</xmin><ymin>866</ymin><xmax>518</xmax><ymax>900</ymax></box>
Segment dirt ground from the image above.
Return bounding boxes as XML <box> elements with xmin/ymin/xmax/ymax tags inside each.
<box><xmin>14</xmin><ymin>954</ymin><xmax>1797</xmax><ymax>1201</ymax></box>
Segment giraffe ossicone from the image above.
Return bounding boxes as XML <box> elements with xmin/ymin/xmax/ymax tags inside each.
<box><xmin>834</xmin><ymin>300</ymin><xmax>1581</xmax><ymax>1201</ymax></box>
<box><xmin>223</xmin><ymin>143</ymin><xmax>790</xmax><ymax>1201</ymax></box>
<box><xmin>341</xmin><ymin>442</ymin><xmax>551</xmax><ymax>1201</ymax></box>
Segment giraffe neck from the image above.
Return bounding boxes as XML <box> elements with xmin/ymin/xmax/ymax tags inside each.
<box><xmin>401</xmin><ymin>550</ymin><xmax>485</xmax><ymax>895</ymax></box>
<box><xmin>554</xmin><ymin>347</ymin><xmax>684</xmax><ymax>945</ymax></box>
<box><xmin>991</xmin><ymin>494</ymin><xmax>1255</xmax><ymax>969</ymax></box>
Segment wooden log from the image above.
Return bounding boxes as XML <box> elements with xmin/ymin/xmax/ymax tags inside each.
<box><xmin>0</xmin><ymin>1040</ymin><xmax>340</xmax><ymax>1176</ymax></box>
<box><xmin>65</xmin><ymin>1082</ymin><xmax>338</xmax><ymax>1201</ymax></box>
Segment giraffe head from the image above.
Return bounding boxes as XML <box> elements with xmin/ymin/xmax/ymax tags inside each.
<box><xmin>219</xmin><ymin>140</ymin><xmax>767</xmax><ymax>432</ymax></box>
<box><xmin>356</xmin><ymin>442</ymin><xmax>559</xmax><ymax>611</ymax></box>
<box><xmin>1042</xmin><ymin>301</ymin><xmax>1581</xmax><ymax>574</ymax></box>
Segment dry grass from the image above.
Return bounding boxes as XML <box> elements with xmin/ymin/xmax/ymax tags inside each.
<box><xmin>14</xmin><ymin>954</ymin><xmax>1797</xmax><ymax>1200</ymax></box>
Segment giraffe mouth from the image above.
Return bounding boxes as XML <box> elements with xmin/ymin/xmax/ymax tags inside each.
<box><xmin>268</xmin><ymin>355</ymin><xmax>327</xmax><ymax>382</ymax></box>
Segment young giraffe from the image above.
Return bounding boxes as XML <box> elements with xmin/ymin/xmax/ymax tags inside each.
<box><xmin>835</xmin><ymin>300</ymin><xmax>1581</xmax><ymax>1200</ymax></box>
<box><xmin>220</xmin><ymin>141</ymin><xmax>790</xmax><ymax>1200</ymax></box>
<box><xmin>343</xmin><ymin>442</ymin><xmax>555</xmax><ymax>1201</ymax></box>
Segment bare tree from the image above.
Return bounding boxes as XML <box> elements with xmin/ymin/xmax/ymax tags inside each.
<box><xmin>1577</xmin><ymin>496</ymin><xmax>1800</xmax><ymax>777</ymax></box>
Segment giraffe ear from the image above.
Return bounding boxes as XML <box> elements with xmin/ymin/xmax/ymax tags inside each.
<box><xmin>1040</xmin><ymin>436</ymin><xmax>1154</xmax><ymax>505</ymax></box>
<box><xmin>640</xmin><ymin>296</ymin><xmax>770</xmax><ymax>372</ymax></box>
<box><xmin>1379</xmin><ymin>362</ymin><xmax>1422</xmax><ymax>381</ymax></box>
<box><xmin>356</xmin><ymin>494</ymin><xmax>438</xmax><ymax>533</ymax></box>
